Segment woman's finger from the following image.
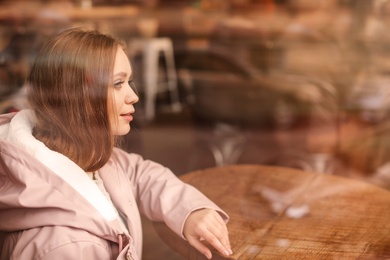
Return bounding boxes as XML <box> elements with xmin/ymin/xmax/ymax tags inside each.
<box><xmin>202</xmin><ymin>220</ymin><xmax>229</xmax><ymax>249</ymax></box>
<box><xmin>209</xmin><ymin>212</ymin><xmax>231</xmax><ymax>251</ymax></box>
<box><xmin>187</xmin><ymin>235</ymin><xmax>212</xmax><ymax>259</ymax></box>
<box><xmin>199</xmin><ymin>226</ymin><xmax>232</xmax><ymax>257</ymax></box>
<box><xmin>184</xmin><ymin>209</ymin><xmax>233</xmax><ymax>257</ymax></box>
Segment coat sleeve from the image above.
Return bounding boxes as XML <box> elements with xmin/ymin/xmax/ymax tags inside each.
<box><xmin>111</xmin><ymin>149</ymin><xmax>229</xmax><ymax>239</ymax></box>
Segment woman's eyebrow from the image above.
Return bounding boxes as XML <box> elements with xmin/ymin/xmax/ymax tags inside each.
<box><xmin>113</xmin><ymin>72</ymin><xmax>128</xmax><ymax>78</ymax></box>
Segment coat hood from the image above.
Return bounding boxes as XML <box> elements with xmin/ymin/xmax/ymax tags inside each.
<box><xmin>0</xmin><ymin>110</ymin><xmax>124</xmax><ymax>240</ymax></box>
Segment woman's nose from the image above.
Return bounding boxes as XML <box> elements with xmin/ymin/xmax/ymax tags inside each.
<box><xmin>126</xmin><ymin>86</ymin><xmax>139</xmax><ymax>104</ymax></box>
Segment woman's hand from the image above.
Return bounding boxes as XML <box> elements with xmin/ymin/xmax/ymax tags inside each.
<box><xmin>183</xmin><ymin>208</ymin><xmax>232</xmax><ymax>259</ymax></box>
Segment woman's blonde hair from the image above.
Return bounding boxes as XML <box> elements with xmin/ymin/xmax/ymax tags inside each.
<box><xmin>28</xmin><ymin>28</ymin><xmax>125</xmax><ymax>172</ymax></box>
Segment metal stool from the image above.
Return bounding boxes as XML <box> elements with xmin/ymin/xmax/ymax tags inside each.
<box><xmin>128</xmin><ymin>37</ymin><xmax>182</xmax><ymax>121</ymax></box>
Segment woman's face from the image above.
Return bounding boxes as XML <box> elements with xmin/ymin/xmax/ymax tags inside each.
<box><xmin>109</xmin><ymin>47</ymin><xmax>139</xmax><ymax>136</ymax></box>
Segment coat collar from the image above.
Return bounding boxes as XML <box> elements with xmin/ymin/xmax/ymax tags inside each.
<box><xmin>0</xmin><ymin>109</ymin><xmax>118</xmax><ymax>222</ymax></box>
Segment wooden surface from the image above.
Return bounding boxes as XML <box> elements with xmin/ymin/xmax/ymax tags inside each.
<box><xmin>154</xmin><ymin>164</ymin><xmax>390</xmax><ymax>259</ymax></box>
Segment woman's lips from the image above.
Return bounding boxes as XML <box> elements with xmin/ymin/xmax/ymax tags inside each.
<box><xmin>120</xmin><ymin>112</ymin><xmax>134</xmax><ymax>122</ymax></box>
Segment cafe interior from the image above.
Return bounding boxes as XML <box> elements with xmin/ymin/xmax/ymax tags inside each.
<box><xmin>1</xmin><ymin>0</ymin><xmax>390</xmax><ymax>259</ymax></box>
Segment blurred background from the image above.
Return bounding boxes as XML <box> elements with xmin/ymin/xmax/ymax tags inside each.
<box><xmin>1</xmin><ymin>0</ymin><xmax>390</xmax><ymax>257</ymax></box>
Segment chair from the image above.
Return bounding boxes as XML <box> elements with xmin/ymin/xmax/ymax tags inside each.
<box><xmin>271</xmin><ymin>75</ymin><xmax>341</xmax><ymax>174</ymax></box>
<box><xmin>202</xmin><ymin>122</ymin><xmax>246</xmax><ymax>167</ymax></box>
<box><xmin>128</xmin><ymin>37</ymin><xmax>182</xmax><ymax>122</ymax></box>
<box><xmin>185</xmin><ymin>122</ymin><xmax>247</xmax><ymax>173</ymax></box>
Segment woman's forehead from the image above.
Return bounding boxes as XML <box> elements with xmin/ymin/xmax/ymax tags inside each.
<box><xmin>113</xmin><ymin>48</ymin><xmax>132</xmax><ymax>77</ymax></box>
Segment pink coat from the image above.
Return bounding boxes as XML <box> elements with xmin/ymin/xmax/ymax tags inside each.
<box><xmin>0</xmin><ymin>111</ymin><xmax>228</xmax><ymax>259</ymax></box>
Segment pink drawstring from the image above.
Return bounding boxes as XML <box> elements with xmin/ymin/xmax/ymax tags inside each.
<box><xmin>118</xmin><ymin>233</ymin><xmax>130</xmax><ymax>253</ymax></box>
<box><xmin>118</xmin><ymin>234</ymin><xmax>123</xmax><ymax>253</ymax></box>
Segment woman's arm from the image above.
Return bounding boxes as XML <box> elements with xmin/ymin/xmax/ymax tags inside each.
<box><xmin>113</xmin><ymin>150</ymin><xmax>232</xmax><ymax>258</ymax></box>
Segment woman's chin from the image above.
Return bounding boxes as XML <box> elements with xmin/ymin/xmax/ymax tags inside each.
<box><xmin>112</xmin><ymin>125</ymin><xmax>131</xmax><ymax>136</ymax></box>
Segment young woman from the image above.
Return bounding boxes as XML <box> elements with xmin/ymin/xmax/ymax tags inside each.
<box><xmin>0</xmin><ymin>28</ymin><xmax>232</xmax><ymax>259</ymax></box>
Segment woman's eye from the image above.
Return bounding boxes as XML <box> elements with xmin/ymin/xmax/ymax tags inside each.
<box><xmin>114</xmin><ymin>80</ymin><xmax>124</xmax><ymax>88</ymax></box>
